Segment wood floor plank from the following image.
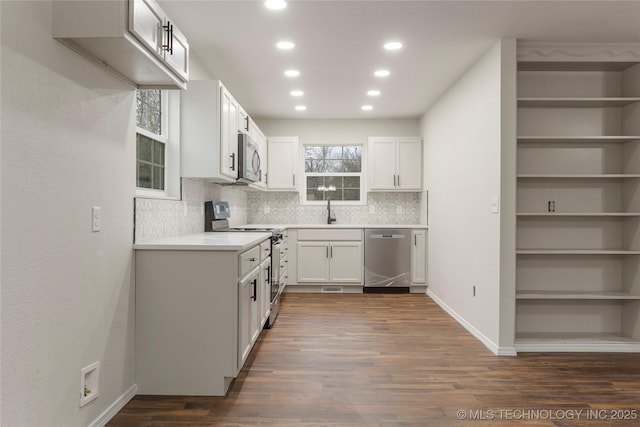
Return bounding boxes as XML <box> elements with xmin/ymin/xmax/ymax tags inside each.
<box><xmin>108</xmin><ymin>294</ymin><xmax>640</xmax><ymax>426</ymax></box>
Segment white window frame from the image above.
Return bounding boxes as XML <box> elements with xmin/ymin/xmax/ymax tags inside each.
<box><xmin>136</xmin><ymin>90</ymin><xmax>181</xmax><ymax>200</ymax></box>
<box><xmin>300</xmin><ymin>142</ymin><xmax>367</xmax><ymax>206</ymax></box>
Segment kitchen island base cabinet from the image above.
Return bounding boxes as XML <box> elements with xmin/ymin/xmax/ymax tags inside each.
<box><xmin>135</xmin><ymin>242</ymin><xmax>268</xmax><ymax>396</ymax></box>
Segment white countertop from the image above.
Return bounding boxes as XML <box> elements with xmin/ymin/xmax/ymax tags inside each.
<box><xmin>133</xmin><ymin>232</ymin><xmax>271</xmax><ymax>251</ymax></box>
<box><xmin>240</xmin><ymin>224</ymin><xmax>428</xmax><ymax>230</ymax></box>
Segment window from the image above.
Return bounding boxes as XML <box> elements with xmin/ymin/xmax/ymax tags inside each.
<box><xmin>136</xmin><ymin>90</ymin><xmax>166</xmax><ymax>190</ymax></box>
<box><xmin>135</xmin><ymin>89</ymin><xmax>180</xmax><ymax>199</ymax></box>
<box><xmin>303</xmin><ymin>145</ymin><xmax>364</xmax><ymax>204</ymax></box>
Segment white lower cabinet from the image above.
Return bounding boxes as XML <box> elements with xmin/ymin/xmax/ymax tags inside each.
<box><xmin>411</xmin><ymin>230</ymin><xmax>427</xmax><ymax>284</ymax></box>
<box><xmin>259</xmin><ymin>257</ymin><xmax>271</xmax><ymax>327</ymax></box>
<box><xmin>297</xmin><ymin>237</ymin><xmax>362</xmax><ymax>284</ymax></box>
<box><xmin>238</xmin><ymin>266</ymin><xmax>260</xmax><ymax>368</ymax></box>
<box><xmin>135</xmin><ymin>238</ymin><xmax>270</xmax><ymax>396</ymax></box>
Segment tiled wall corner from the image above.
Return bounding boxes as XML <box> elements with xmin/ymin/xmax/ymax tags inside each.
<box><xmin>134</xmin><ymin>179</ymin><xmax>249</xmax><ymax>242</ymax></box>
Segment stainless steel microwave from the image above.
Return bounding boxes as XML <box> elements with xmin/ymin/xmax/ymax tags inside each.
<box><xmin>237</xmin><ymin>133</ymin><xmax>261</xmax><ymax>184</ymax></box>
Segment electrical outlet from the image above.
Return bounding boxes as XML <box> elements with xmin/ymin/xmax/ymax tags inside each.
<box><xmin>396</xmin><ymin>205</ymin><xmax>403</xmax><ymax>214</ymax></box>
<box><xmin>80</xmin><ymin>362</ymin><xmax>99</xmax><ymax>407</ymax></box>
<box><xmin>264</xmin><ymin>205</ymin><xmax>270</xmax><ymax>214</ymax></box>
<box><xmin>369</xmin><ymin>205</ymin><xmax>376</xmax><ymax>214</ymax></box>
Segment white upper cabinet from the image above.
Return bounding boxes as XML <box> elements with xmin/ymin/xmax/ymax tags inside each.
<box><xmin>267</xmin><ymin>137</ymin><xmax>299</xmax><ymax>191</ymax></box>
<box><xmin>220</xmin><ymin>86</ymin><xmax>240</xmax><ymax>180</ymax></box>
<box><xmin>53</xmin><ymin>0</ymin><xmax>189</xmax><ymax>89</ymax></box>
<box><xmin>182</xmin><ymin>80</ymin><xmax>268</xmax><ymax>186</ymax></box>
<box><xmin>181</xmin><ymin>80</ymin><xmax>237</xmax><ymax>182</ymax></box>
<box><xmin>250</xmin><ymin>119</ymin><xmax>268</xmax><ymax>190</ymax></box>
<box><xmin>369</xmin><ymin>137</ymin><xmax>422</xmax><ymax>191</ymax></box>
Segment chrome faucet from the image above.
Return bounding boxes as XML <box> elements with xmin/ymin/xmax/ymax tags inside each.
<box><xmin>327</xmin><ymin>197</ymin><xmax>336</xmax><ymax>224</ymax></box>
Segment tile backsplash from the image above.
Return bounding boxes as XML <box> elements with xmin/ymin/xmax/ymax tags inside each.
<box><xmin>135</xmin><ymin>180</ymin><xmax>426</xmax><ymax>242</ymax></box>
<box><xmin>134</xmin><ymin>179</ymin><xmax>248</xmax><ymax>242</ymax></box>
<box><xmin>247</xmin><ymin>192</ymin><xmax>423</xmax><ymax>225</ymax></box>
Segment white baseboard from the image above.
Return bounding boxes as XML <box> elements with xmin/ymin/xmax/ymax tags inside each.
<box><xmin>89</xmin><ymin>384</ymin><xmax>137</xmax><ymax>427</ymax></box>
<box><xmin>427</xmin><ymin>290</ymin><xmax>517</xmax><ymax>356</ymax></box>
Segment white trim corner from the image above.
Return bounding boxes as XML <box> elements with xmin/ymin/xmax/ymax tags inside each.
<box><xmin>427</xmin><ymin>289</ymin><xmax>517</xmax><ymax>357</ymax></box>
<box><xmin>89</xmin><ymin>384</ymin><xmax>137</xmax><ymax>427</ymax></box>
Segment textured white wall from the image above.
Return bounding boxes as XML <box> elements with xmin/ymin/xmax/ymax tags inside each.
<box><xmin>1</xmin><ymin>1</ymin><xmax>136</xmax><ymax>425</ymax></box>
<box><xmin>420</xmin><ymin>41</ymin><xmax>505</xmax><ymax>349</ymax></box>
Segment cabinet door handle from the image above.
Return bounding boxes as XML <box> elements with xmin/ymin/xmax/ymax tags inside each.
<box><xmin>326</xmin><ymin>246</ymin><xmax>329</xmax><ymax>258</ymax></box>
<box><xmin>330</xmin><ymin>246</ymin><xmax>333</xmax><ymax>258</ymax></box>
<box><xmin>397</xmin><ymin>174</ymin><xmax>400</xmax><ymax>187</ymax></box>
<box><xmin>252</xmin><ymin>279</ymin><xmax>257</xmax><ymax>301</ymax></box>
<box><xmin>393</xmin><ymin>174</ymin><xmax>397</xmax><ymax>187</ymax></box>
<box><xmin>292</xmin><ymin>174</ymin><xmax>296</xmax><ymax>186</ymax></box>
<box><xmin>245</xmin><ymin>116</ymin><xmax>250</xmax><ymax>132</ymax></box>
<box><xmin>230</xmin><ymin>153</ymin><xmax>236</xmax><ymax>171</ymax></box>
<box><xmin>162</xmin><ymin>21</ymin><xmax>173</xmax><ymax>54</ymax></box>
<box><xmin>414</xmin><ymin>235</ymin><xmax>417</xmax><ymax>246</ymax></box>
<box><xmin>249</xmin><ymin>257</ymin><xmax>257</xmax><ymax>262</ymax></box>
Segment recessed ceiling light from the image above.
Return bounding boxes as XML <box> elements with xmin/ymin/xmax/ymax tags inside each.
<box><xmin>284</xmin><ymin>69</ymin><xmax>300</xmax><ymax>77</ymax></box>
<box><xmin>265</xmin><ymin>0</ymin><xmax>287</xmax><ymax>10</ymax></box>
<box><xmin>295</xmin><ymin>105</ymin><xmax>307</xmax><ymax>111</ymax></box>
<box><xmin>367</xmin><ymin>90</ymin><xmax>381</xmax><ymax>97</ymax></box>
<box><xmin>374</xmin><ymin>69</ymin><xmax>390</xmax><ymax>78</ymax></box>
<box><xmin>384</xmin><ymin>41</ymin><xmax>403</xmax><ymax>50</ymax></box>
<box><xmin>362</xmin><ymin>105</ymin><xmax>373</xmax><ymax>111</ymax></box>
<box><xmin>277</xmin><ymin>41</ymin><xmax>295</xmax><ymax>50</ymax></box>
<box><xmin>291</xmin><ymin>90</ymin><xmax>304</xmax><ymax>97</ymax></box>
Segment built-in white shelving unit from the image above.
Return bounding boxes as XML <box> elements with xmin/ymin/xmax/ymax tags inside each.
<box><xmin>515</xmin><ymin>43</ymin><xmax>640</xmax><ymax>352</ymax></box>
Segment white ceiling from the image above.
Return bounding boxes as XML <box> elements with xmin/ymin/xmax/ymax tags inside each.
<box><xmin>159</xmin><ymin>0</ymin><xmax>640</xmax><ymax>120</ymax></box>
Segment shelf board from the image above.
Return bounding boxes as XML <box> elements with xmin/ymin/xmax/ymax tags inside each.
<box><xmin>517</xmin><ymin>174</ymin><xmax>640</xmax><ymax>179</ymax></box>
<box><xmin>517</xmin><ymin>212</ymin><xmax>640</xmax><ymax>217</ymax></box>
<box><xmin>517</xmin><ymin>249</ymin><xmax>640</xmax><ymax>255</ymax></box>
<box><xmin>515</xmin><ymin>333</ymin><xmax>640</xmax><ymax>352</ymax></box>
<box><xmin>518</xmin><ymin>61</ymin><xmax>640</xmax><ymax>72</ymax></box>
<box><xmin>518</xmin><ymin>97</ymin><xmax>640</xmax><ymax>108</ymax></box>
<box><xmin>518</xmin><ymin>136</ymin><xmax>640</xmax><ymax>143</ymax></box>
<box><xmin>516</xmin><ymin>291</ymin><xmax>640</xmax><ymax>300</ymax></box>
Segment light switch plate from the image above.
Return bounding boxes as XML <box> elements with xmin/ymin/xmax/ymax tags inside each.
<box><xmin>92</xmin><ymin>207</ymin><xmax>101</xmax><ymax>232</ymax></box>
<box><xmin>491</xmin><ymin>197</ymin><xmax>499</xmax><ymax>214</ymax></box>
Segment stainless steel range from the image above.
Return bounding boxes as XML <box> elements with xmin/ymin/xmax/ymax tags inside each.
<box><xmin>205</xmin><ymin>201</ymin><xmax>285</xmax><ymax>327</ymax></box>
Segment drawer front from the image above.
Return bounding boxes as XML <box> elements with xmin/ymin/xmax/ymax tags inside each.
<box><xmin>297</xmin><ymin>229</ymin><xmax>362</xmax><ymax>241</ymax></box>
<box><xmin>260</xmin><ymin>240</ymin><xmax>271</xmax><ymax>261</ymax></box>
<box><xmin>239</xmin><ymin>245</ymin><xmax>261</xmax><ymax>278</ymax></box>
<box><xmin>279</xmin><ymin>252</ymin><xmax>288</xmax><ymax>272</ymax></box>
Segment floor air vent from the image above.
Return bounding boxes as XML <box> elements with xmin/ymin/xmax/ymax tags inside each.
<box><xmin>321</xmin><ymin>286</ymin><xmax>343</xmax><ymax>293</ymax></box>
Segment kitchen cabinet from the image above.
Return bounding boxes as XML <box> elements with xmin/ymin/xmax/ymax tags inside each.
<box><xmin>135</xmin><ymin>236</ymin><xmax>270</xmax><ymax>395</ymax></box>
<box><xmin>411</xmin><ymin>229</ymin><xmax>427</xmax><ymax>284</ymax></box>
<box><xmin>368</xmin><ymin>137</ymin><xmax>422</xmax><ymax>191</ymax></box>
<box><xmin>220</xmin><ymin>85</ymin><xmax>240</xmax><ymax>180</ymax></box>
<box><xmin>238</xmin><ymin>266</ymin><xmax>260</xmax><ymax>367</ymax></box>
<box><xmin>267</xmin><ymin>137</ymin><xmax>299</xmax><ymax>191</ymax></box>
<box><xmin>515</xmin><ymin>44</ymin><xmax>640</xmax><ymax>352</ymax></box>
<box><xmin>260</xmin><ymin>258</ymin><xmax>271</xmax><ymax>327</ymax></box>
<box><xmin>182</xmin><ymin>80</ymin><xmax>268</xmax><ymax>185</ymax></box>
<box><xmin>250</xmin><ymin>119</ymin><xmax>268</xmax><ymax>190</ymax></box>
<box><xmin>53</xmin><ymin>0</ymin><xmax>189</xmax><ymax>89</ymax></box>
<box><xmin>181</xmin><ymin>80</ymin><xmax>240</xmax><ymax>182</ymax></box>
<box><xmin>296</xmin><ymin>229</ymin><xmax>363</xmax><ymax>284</ymax></box>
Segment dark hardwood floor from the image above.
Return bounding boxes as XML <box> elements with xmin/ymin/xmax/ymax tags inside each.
<box><xmin>108</xmin><ymin>294</ymin><xmax>640</xmax><ymax>426</ymax></box>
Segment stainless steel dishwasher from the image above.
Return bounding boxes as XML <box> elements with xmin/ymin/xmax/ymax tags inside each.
<box><xmin>364</xmin><ymin>229</ymin><xmax>411</xmax><ymax>293</ymax></box>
